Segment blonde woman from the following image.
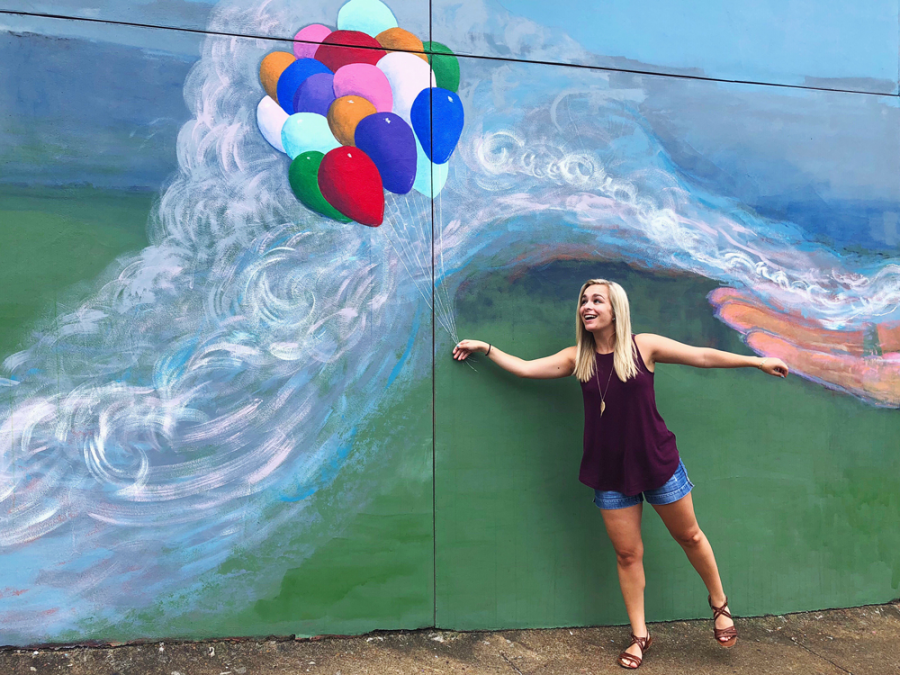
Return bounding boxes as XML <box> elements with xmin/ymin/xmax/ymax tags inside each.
<box><xmin>453</xmin><ymin>279</ymin><xmax>788</xmax><ymax>669</ymax></box>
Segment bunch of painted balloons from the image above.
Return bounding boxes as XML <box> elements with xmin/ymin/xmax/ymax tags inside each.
<box><xmin>256</xmin><ymin>0</ymin><xmax>464</xmax><ymax>227</ymax></box>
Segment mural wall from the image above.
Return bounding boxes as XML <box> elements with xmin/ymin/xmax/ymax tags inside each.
<box><xmin>1</xmin><ymin>0</ymin><xmax>898</xmax><ymax>645</ymax></box>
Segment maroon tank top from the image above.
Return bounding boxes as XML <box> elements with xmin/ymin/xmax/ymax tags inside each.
<box><xmin>578</xmin><ymin>336</ymin><xmax>680</xmax><ymax>495</ymax></box>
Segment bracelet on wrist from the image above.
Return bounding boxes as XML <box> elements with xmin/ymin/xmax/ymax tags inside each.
<box><xmin>486</xmin><ymin>344</ymin><xmax>492</xmax><ymax>357</ymax></box>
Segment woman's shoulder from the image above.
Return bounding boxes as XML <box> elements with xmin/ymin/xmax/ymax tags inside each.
<box><xmin>634</xmin><ymin>333</ymin><xmax>660</xmax><ymax>349</ymax></box>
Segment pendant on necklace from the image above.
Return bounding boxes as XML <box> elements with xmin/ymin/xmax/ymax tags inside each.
<box><xmin>600</xmin><ymin>401</ymin><xmax>606</xmax><ymax>416</ymax></box>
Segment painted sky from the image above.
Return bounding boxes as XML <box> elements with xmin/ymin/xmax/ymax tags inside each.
<box><xmin>3</xmin><ymin>2</ymin><xmax>899</xmax><ymax>248</ymax></box>
<box><xmin>477</xmin><ymin>0</ymin><xmax>899</xmax><ymax>89</ymax></box>
<box><xmin>5</xmin><ymin>0</ymin><xmax>898</xmax><ymax>88</ymax></box>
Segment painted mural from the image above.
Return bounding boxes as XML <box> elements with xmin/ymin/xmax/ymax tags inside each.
<box><xmin>1</xmin><ymin>0</ymin><xmax>898</xmax><ymax>645</ymax></box>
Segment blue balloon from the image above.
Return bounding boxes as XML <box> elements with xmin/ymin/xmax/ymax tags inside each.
<box><xmin>277</xmin><ymin>58</ymin><xmax>332</xmax><ymax>114</ymax></box>
<box><xmin>354</xmin><ymin>112</ymin><xmax>417</xmax><ymax>194</ymax></box>
<box><xmin>410</xmin><ymin>87</ymin><xmax>464</xmax><ymax>164</ymax></box>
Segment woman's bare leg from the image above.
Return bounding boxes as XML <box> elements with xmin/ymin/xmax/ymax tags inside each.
<box><xmin>652</xmin><ymin>493</ymin><xmax>734</xmax><ymax>640</ymax></box>
<box><xmin>600</xmin><ymin>503</ymin><xmax>648</xmax><ymax>666</ymax></box>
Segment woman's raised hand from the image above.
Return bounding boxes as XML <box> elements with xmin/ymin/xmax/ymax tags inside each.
<box><xmin>453</xmin><ymin>339</ymin><xmax>489</xmax><ymax>361</ymax></box>
<box><xmin>759</xmin><ymin>357</ymin><xmax>789</xmax><ymax>378</ymax></box>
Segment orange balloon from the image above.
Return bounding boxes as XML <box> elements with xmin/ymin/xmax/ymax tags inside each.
<box><xmin>327</xmin><ymin>96</ymin><xmax>377</xmax><ymax>146</ymax></box>
<box><xmin>375</xmin><ymin>27</ymin><xmax>428</xmax><ymax>62</ymax></box>
<box><xmin>259</xmin><ymin>52</ymin><xmax>296</xmax><ymax>102</ymax></box>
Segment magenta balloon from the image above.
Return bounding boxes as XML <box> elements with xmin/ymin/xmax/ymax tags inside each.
<box><xmin>293</xmin><ymin>24</ymin><xmax>332</xmax><ymax>59</ymax></box>
<box><xmin>332</xmin><ymin>63</ymin><xmax>393</xmax><ymax>113</ymax></box>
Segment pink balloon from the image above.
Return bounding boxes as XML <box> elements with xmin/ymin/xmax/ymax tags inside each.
<box><xmin>332</xmin><ymin>63</ymin><xmax>393</xmax><ymax>114</ymax></box>
<box><xmin>293</xmin><ymin>24</ymin><xmax>332</xmax><ymax>59</ymax></box>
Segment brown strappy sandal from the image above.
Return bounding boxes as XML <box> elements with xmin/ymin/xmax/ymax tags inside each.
<box><xmin>617</xmin><ymin>632</ymin><xmax>652</xmax><ymax>669</ymax></box>
<box><xmin>708</xmin><ymin>595</ymin><xmax>738</xmax><ymax>648</ymax></box>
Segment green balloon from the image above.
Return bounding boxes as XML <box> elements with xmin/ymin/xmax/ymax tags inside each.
<box><xmin>288</xmin><ymin>152</ymin><xmax>351</xmax><ymax>223</ymax></box>
<box><xmin>423</xmin><ymin>41</ymin><xmax>460</xmax><ymax>93</ymax></box>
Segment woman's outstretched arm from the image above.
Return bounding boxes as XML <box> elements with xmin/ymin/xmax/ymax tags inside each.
<box><xmin>452</xmin><ymin>340</ymin><xmax>577</xmax><ymax>379</ymax></box>
<box><xmin>636</xmin><ymin>333</ymin><xmax>789</xmax><ymax>378</ymax></box>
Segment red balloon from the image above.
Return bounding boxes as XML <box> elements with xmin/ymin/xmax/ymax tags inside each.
<box><xmin>314</xmin><ymin>31</ymin><xmax>387</xmax><ymax>72</ymax></box>
<box><xmin>318</xmin><ymin>147</ymin><xmax>385</xmax><ymax>226</ymax></box>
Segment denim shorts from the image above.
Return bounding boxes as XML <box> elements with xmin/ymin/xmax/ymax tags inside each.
<box><xmin>593</xmin><ymin>459</ymin><xmax>694</xmax><ymax>510</ymax></box>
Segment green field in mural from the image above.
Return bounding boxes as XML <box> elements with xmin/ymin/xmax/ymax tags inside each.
<box><xmin>0</xmin><ymin>187</ymin><xmax>152</xmax><ymax>356</ymax></box>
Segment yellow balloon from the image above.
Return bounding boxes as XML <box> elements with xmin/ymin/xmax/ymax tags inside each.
<box><xmin>259</xmin><ymin>52</ymin><xmax>296</xmax><ymax>103</ymax></box>
<box><xmin>375</xmin><ymin>27</ymin><xmax>428</xmax><ymax>62</ymax></box>
<box><xmin>327</xmin><ymin>96</ymin><xmax>377</xmax><ymax>146</ymax></box>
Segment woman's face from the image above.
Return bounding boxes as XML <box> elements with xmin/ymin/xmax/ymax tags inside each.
<box><xmin>580</xmin><ymin>284</ymin><xmax>614</xmax><ymax>332</ymax></box>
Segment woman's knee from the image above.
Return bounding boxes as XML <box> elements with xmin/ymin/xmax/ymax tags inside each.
<box><xmin>673</xmin><ymin>526</ymin><xmax>705</xmax><ymax>548</ymax></box>
<box><xmin>615</xmin><ymin>545</ymin><xmax>644</xmax><ymax>567</ymax></box>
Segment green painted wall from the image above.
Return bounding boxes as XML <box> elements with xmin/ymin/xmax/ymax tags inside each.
<box><xmin>436</xmin><ymin>262</ymin><xmax>900</xmax><ymax>628</ymax></box>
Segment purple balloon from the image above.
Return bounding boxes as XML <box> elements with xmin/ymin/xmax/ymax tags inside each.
<box><xmin>276</xmin><ymin>58</ymin><xmax>331</xmax><ymax>114</ymax></box>
<box><xmin>293</xmin><ymin>72</ymin><xmax>336</xmax><ymax>117</ymax></box>
<box><xmin>354</xmin><ymin>112</ymin><xmax>417</xmax><ymax>195</ymax></box>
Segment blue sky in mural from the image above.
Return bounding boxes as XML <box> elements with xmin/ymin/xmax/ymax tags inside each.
<box><xmin>5</xmin><ymin>13</ymin><xmax>898</xmax><ymax>253</ymax></box>
<box><xmin>1</xmin><ymin>0</ymin><xmax>898</xmax><ymax>643</ymax></box>
<box><xmin>500</xmin><ymin>0</ymin><xmax>898</xmax><ymax>87</ymax></box>
<box><xmin>0</xmin><ymin>30</ymin><xmax>196</xmax><ymax>189</ymax></box>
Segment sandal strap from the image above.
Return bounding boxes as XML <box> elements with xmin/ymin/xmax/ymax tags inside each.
<box><xmin>708</xmin><ymin>595</ymin><xmax>732</xmax><ymax>620</ymax></box>
<box><xmin>712</xmin><ymin>606</ymin><xmax>732</xmax><ymax>620</ymax></box>
<box><xmin>617</xmin><ymin>651</ymin><xmax>642</xmax><ymax>668</ymax></box>
<box><xmin>714</xmin><ymin>625</ymin><xmax>738</xmax><ymax>639</ymax></box>
<box><xmin>617</xmin><ymin>633</ymin><xmax>650</xmax><ymax>668</ymax></box>
<box><xmin>630</xmin><ymin>633</ymin><xmax>651</xmax><ymax>651</ymax></box>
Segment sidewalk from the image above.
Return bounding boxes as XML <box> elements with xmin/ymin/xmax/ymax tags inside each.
<box><xmin>2</xmin><ymin>602</ymin><xmax>898</xmax><ymax>674</ymax></box>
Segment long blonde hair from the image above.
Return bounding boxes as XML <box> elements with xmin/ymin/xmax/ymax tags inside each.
<box><xmin>574</xmin><ymin>279</ymin><xmax>640</xmax><ymax>383</ymax></box>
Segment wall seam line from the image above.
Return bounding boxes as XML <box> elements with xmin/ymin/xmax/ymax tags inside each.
<box><xmin>3</xmin><ymin>9</ymin><xmax>898</xmax><ymax>98</ymax></box>
<box><xmin>429</xmin><ymin>15</ymin><xmax>438</xmax><ymax>629</ymax></box>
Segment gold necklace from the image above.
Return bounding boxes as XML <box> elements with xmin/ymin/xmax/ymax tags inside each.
<box><xmin>596</xmin><ymin>359</ymin><xmax>614</xmax><ymax>416</ymax></box>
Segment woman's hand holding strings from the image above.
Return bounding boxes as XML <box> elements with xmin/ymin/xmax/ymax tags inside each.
<box><xmin>452</xmin><ymin>339</ymin><xmax>489</xmax><ymax>361</ymax></box>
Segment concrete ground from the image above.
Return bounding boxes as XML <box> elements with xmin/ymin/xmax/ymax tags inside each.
<box><xmin>2</xmin><ymin>602</ymin><xmax>898</xmax><ymax>675</ymax></box>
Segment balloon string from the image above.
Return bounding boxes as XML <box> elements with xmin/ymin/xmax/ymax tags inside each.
<box><xmin>383</xmin><ymin>209</ymin><xmax>458</xmax><ymax>342</ymax></box>
<box><xmin>435</xmin><ymin>189</ymin><xmax>459</xmax><ymax>343</ymax></box>
<box><xmin>394</xmin><ymin>194</ymin><xmax>458</xmax><ymax>345</ymax></box>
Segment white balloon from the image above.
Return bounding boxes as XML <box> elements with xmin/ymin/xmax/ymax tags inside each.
<box><xmin>376</xmin><ymin>52</ymin><xmax>436</xmax><ymax>125</ymax></box>
<box><xmin>256</xmin><ymin>96</ymin><xmax>289</xmax><ymax>153</ymax></box>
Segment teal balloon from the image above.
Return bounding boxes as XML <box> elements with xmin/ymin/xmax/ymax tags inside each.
<box><xmin>412</xmin><ymin>137</ymin><xmax>448</xmax><ymax>197</ymax></box>
<box><xmin>281</xmin><ymin>113</ymin><xmax>340</xmax><ymax>159</ymax></box>
<box><xmin>337</xmin><ymin>0</ymin><xmax>398</xmax><ymax>37</ymax></box>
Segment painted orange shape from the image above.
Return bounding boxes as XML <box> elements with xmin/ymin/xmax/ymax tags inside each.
<box><xmin>327</xmin><ymin>96</ymin><xmax>377</xmax><ymax>146</ymax></box>
<box><xmin>710</xmin><ymin>286</ymin><xmax>900</xmax><ymax>407</ymax></box>
<box><xmin>713</xmin><ymin>298</ymin><xmax>866</xmax><ymax>356</ymax></box>
<box><xmin>375</xmin><ymin>27</ymin><xmax>428</xmax><ymax>62</ymax></box>
<box><xmin>876</xmin><ymin>322</ymin><xmax>900</xmax><ymax>352</ymax></box>
<box><xmin>747</xmin><ymin>332</ymin><xmax>900</xmax><ymax>407</ymax></box>
<box><xmin>259</xmin><ymin>52</ymin><xmax>296</xmax><ymax>103</ymax></box>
